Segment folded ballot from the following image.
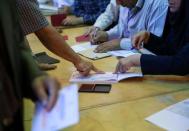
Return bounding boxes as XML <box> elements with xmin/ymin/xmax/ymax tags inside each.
<box><xmin>70</xmin><ymin>72</ymin><xmax>143</xmax><ymax>84</ymax></box>
<box><xmin>32</xmin><ymin>84</ymin><xmax>79</xmax><ymax>131</ymax></box>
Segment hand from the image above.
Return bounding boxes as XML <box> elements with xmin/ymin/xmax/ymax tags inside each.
<box><xmin>32</xmin><ymin>76</ymin><xmax>60</xmax><ymax>111</ymax></box>
<box><xmin>74</xmin><ymin>59</ymin><xmax>103</xmax><ymax>76</ymax></box>
<box><xmin>38</xmin><ymin>63</ymin><xmax>57</xmax><ymax>70</ymax></box>
<box><xmin>62</xmin><ymin>16</ymin><xmax>84</xmax><ymax>26</ymax></box>
<box><xmin>90</xmin><ymin>30</ymin><xmax>108</xmax><ymax>44</ymax></box>
<box><xmin>132</xmin><ymin>31</ymin><xmax>150</xmax><ymax>49</ymax></box>
<box><xmin>94</xmin><ymin>39</ymin><xmax>121</xmax><ymax>53</ymax></box>
<box><xmin>115</xmin><ymin>54</ymin><xmax>141</xmax><ymax>73</ymax></box>
<box><xmin>85</xmin><ymin>26</ymin><xmax>100</xmax><ymax>36</ymax></box>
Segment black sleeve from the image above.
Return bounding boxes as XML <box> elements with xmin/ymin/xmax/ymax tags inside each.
<box><xmin>144</xmin><ymin>33</ymin><xmax>168</xmax><ymax>55</ymax></box>
<box><xmin>141</xmin><ymin>43</ymin><xmax>189</xmax><ymax>75</ymax></box>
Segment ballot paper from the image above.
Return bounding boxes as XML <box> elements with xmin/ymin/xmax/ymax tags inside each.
<box><xmin>70</xmin><ymin>71</ymin><xmax>143</xmax><ymax>84</ymax></box>
<box><xmin>32</xmin><ymin>84</ymin><xmax>79</xmax><ymax>131</ymax></box>
<box><xmin>107</xmin><ymin>50</ymin><xmax>139</xmax><ymax>58</ymax></box>
<box><xmin>71</xmin><ymin>42</ymin><xmax>97</xmax><ymax>53</ymax></box>
<box><xmin>146</xmin><ymin>99</ymin><xmax>189</xmax><ymax>131</ymax></box>
<box><xmin>71</xmin><ymin>42</ymin><xmax>111</xmax><ymax>59</ymax></box>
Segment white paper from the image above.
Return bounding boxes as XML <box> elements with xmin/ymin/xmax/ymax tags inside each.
<box><xmin>32</xmin><ymin>84</ymin><xmax>79</xmax><ymax>131</ymax></box>
<box><xmin>107</xmin><ymin>50</ymin><xmax>139</xmax><ymax>58</ymax></box>
<box><xmin>39</xmin><ymin>4</ymin><xmax>59</xmax><ymax>11</ymax></box>
<box><xmin>70</xmin><ymin>72</ymin><xmax>143</xmax><ymax>84</ymax></box>
<box><xmin>71</xmin><ymin>42</ymin><xmax>97</xmax><ymax>53</ymax></box>
<box><xmin>139</xmin><ymin>48</ymin><xmax>156</xmax><ymax>55</ymax></box>
<box><xmin>146</xmin><ymin>99</ymin><xmax>189</xmax><ymax>131</ymax></box>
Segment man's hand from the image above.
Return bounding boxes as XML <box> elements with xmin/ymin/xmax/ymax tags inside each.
<box><xmin>94</xmin><ymin>39</ymin><xmax>121</xmax><ymax>53</ymax></box>
<box><xmin>115</xmin><ymin>54</ymin><xmax>141</xmax><ymax>73</ymax></box>
<box><xmin>90</xmin><ymin>30</ymin><xmax>108</xmax><ymax>44</ymax></box>
<box><xmin>62</xmin><ymin>16</ymin><xmax>84</xmax><ymax>26</ymax></box>
<box><xmin>74</xmin><ymin>58</ymin><xmax>103</xmax><ymax>76</ymax></box>
<box><xmin>85</xmin><ymin>26</ymin><xmax>100</xmax><ymax>36</ymax></box>
<box><xmin>132</xmin><ymin>31</ymin><xmax>150</xmax><ymax>49</ymax></box>
<box><xmin>32</xmin><ymin>76</ymin><xmax>60</xmax><ymax>112</ymax></box>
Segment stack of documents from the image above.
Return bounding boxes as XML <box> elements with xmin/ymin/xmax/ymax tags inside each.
<box><xmin>32</xmin><ymin>84</ymin><xmax>79</xmax><ymax>131</ymax></box>
<box><xmin>146</xmin><ymin>99</ymin><xmax>189</xmax><ymax>131</ymax></box>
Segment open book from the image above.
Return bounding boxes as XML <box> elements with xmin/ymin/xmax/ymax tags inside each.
<box><xmin>70</xmin><ymin>72</ymin><xmax>143</xmax><ymax>84</ymax></box>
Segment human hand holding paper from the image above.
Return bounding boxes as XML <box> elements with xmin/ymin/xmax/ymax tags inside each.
<box><xmin>32</xmin><ymin>84</ymin><xmax>79</xmax><ymax>131</ymax></box>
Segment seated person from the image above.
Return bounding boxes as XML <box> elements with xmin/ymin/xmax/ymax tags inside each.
<box><xmin>115</xmin><ymin>0</ymin><xmax>189</xmax><ymax>75</ymax></box>
<box><xmin>62</xmin><ymin>0</ymin><xmax>110</xmax><ymax>26</ymax></box>
<box><xmin>92</xmin><ymin>0</ymin><xmax>168</xmax><ymax>53</ymax></box>
<box><xmin>86</xmin><ymin>0</ymin><xmax>119</xmax><ymax>36</ymax></box>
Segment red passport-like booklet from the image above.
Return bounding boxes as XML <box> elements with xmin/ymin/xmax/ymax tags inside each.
<box><xmin>51</xmin><ymin>14</ymin><xmax>67</xmax><ymax>26</ymax></box>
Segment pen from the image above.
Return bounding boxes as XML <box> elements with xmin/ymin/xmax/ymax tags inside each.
<box><xmin>93</xmin><ymin>27</ymin><xmax>99</xmax><ymax>39</ymax></box>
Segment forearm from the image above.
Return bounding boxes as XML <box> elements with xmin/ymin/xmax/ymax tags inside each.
<box><xmin>35</xmin><ymin>25</ymin><xmax>82</xmax><ymax>65</ymax></box>
<box><xmin>141</xmin><ymin>44</ymin><xmax>189</xmax><ymax>75</ymax></box>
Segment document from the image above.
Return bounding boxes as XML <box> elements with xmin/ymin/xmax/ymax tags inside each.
<box><xmin>70</xmin><ymin>71</ymin><xmax>143</xmax><ymax>84</ymax></box>
<box><xmin>107</xmin><ymin>50</ymin><xmax>139</xmax><ymax>58</ymax></box>
<box><xmin>71</xmin><ymin>42</ymin><xmax>96</xmax><ymax>53</ymax></box>
<box><xmin>71</xmin><ymin>42</ymin><xmax>111</xmax><ymax>60</ymax></box>
<box><xmin>146</xmin><ymin>99</ymin><xmax>189</xmax><ymax>131</ymax></box>
<box><xmin>32</xmin><ymin>84</ymin><xmax>79</xmax><ymax>131</ymax></box>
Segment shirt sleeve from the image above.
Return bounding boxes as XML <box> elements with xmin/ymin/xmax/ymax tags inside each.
<box><xmin>106</xmin><ymin>24</ymin><xmax>121</xmax><ymax>40</ymax></box>
<box><xmin>16</xmin><ymin>0</ymin><xmax>49</xmax><ymax>35</ymax></box>
<box><xmin>74</xmin><ymin>0</ymin><xmax>110</xmax><ymax>24</ymax></box>
<box><xmin>146</xmin><ymin>2</ymin><xmax>168</xmax><ymax>37</ymax></box>
<box><xmin>94</xmin><ymin>0</ymin><xmax>119</xmax><ymax>30</ymax></box>
<box><xmin>141</xmin><ymin>43</ymin><xmax>189</xmax><ymax>75</ymax></box>
<box><xmin>73</xmin><ymin>0</ymin><xmax>85</xmax><ymax>18</ymax></box>
<box><xmin>119</xmin><ymin>38</ymin><xmax>133</xmax><ymax>50</ymax></box>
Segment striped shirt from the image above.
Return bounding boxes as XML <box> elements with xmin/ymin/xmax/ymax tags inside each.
<box><xmin>16</xmin><ymin>0</ymin><xmax>49</xmax><ymax>35</ymax></box>
<box><xmin>73</xmin><ymin>0</ymin><xmax>110</xmax><ymax>24</ymax></box>
<box><xmin>107</xmin><ymin>0</ymin><xmax>169</xmax><ymax>50</ymax></box>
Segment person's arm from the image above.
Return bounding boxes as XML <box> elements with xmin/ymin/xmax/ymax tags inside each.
<box><xmin>79</xmin><ymin>0</ymin><xmax>110</xmax><ymax>24</ymax></box>
<box><xmin>94</xmin><ymin>0</ymin><xmax>119</xmax><ymax>30</ymax></box>
<box><xmin>141</xmin><ymin>43</ymin><xmax>189</xmax><ymax>75</ymax></box>
<box><xmin>35</xmin><ymin>25</ymin><xmax>81</xmax><ymax>65</ymax></box>
<box><xmin>146</xmin><ymin>1</ymin><xmax>168</xmax><ymax>37</ymax></box>
<box><xmin>72</xmin><ymin>0</ymin><xmax>85</xmax><ymax>18</ymax></box>
<box><xmin>35</xmin><ymin>25</ymin><xmax>101</xmax><ymax>75</ymax></box>
<box><xmin>106</xmin><ymin>24</ymin><xmax>120</xmax><ymax>40</ymax></box>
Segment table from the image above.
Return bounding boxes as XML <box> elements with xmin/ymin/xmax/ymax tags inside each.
<box><xmin>24</xmin><ymin>26</ymin><xmax>189</xmax><ymax>131</ymax></box>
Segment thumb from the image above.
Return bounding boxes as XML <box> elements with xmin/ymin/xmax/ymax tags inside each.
<box><xmin>33</xmin><ymin>79</ymin><xmax>49</xmax><ymax>107</ymax></box>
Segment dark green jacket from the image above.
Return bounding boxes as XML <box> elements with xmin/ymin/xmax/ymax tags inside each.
<box><xmin>0</xmin><ymin>0</ymin><xmax>44</xmax><ymax>125</ymax></box>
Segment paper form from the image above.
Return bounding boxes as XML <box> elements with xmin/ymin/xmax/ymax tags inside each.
<box><xmin>32</xmin><ymin>84</ymin><xmax>79</xmax><ymax>131</ymax></box>
<box><xmin>146</xmin><ymin>99</ymin><xmax>189</xmax><ymax>131</ymax></box>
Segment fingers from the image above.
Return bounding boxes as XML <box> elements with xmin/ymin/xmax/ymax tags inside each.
<box><xmin>132</xmin><ymin>35</ymin><xmax>142</xmax><ymax>50</ymax></box>
<box><xmin>94</xmin><ymin>45</ymin><xmax>106</xmax><ymax>53</ymax></box>
<box><xmin>44</xmin><ymin>78</ymin><xmax>60</xmax><ymax>111</ymax></box>
<box><xmin>85</xmin><ymin>27</ymin><xmax>93</xmax><ymax>36</ymax></box>
<box><xmin>33</xmin><ymin>77</ymin><xmax>49</xmax><ymax>107</ymax></box>
<box><xmin>33</xmin><ymin>76</ymin><xmax>60</xmax><ymax>112</ymax></box>
<box><xmin>38</xmin><ymin>63</ymin><xmax>57</xmax><ymax>71</ymax></box>
<box><xmin>62</xmin><ymin>18</ymin><xmax>72</xmax><ymax>26</ymax></box>
<box><xmin>115</xmin><ymin>59</ymin><xmax>129</xmax><ymax>73</ymax></box>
